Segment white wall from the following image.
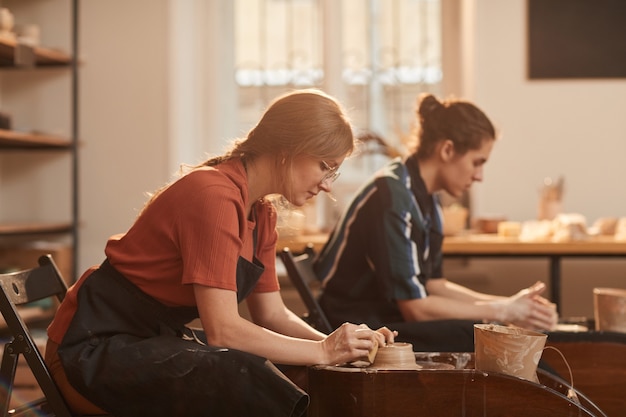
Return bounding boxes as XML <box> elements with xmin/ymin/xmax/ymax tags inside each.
<box><xmin>78</xmin><ymin>0</ymin><xmax>170</xmax><ymax>272</ymax></box>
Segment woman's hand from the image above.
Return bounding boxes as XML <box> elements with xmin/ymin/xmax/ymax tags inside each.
<box><xmin>319</xmin><ymin>323</ymin><xmax>397</xmax><ymax>365</ymax></box>
<box><xmin>492</xmin><ymin>281</ymin><xmax>558</xmax><ymax>331</ymax></box>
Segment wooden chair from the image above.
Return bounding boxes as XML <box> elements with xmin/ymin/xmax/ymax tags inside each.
<box><xmin>279</xmin><ymin>246</ymin><xmax>333</xmax><ymax>334</ymax></box>
<box><xmin>0</xmin><ymin>255</ymin><xmax>111</xmax><ymax>417</ymax></box>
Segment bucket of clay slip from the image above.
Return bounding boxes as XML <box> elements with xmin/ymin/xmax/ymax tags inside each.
<box><xmin>594</xmin><ymin>287</ymin><xmax>626</xmax><ymax>333</ymax></box>
<box><xmin>474</xmin><ymin>324</ymin><xmax>547</xmax><ymax>382</ymax></box>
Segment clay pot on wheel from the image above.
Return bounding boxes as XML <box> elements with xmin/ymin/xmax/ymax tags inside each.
<box><xmin>371</xmin><ymin>342</ymin><xmax>420</xmax><ymax>370</ymax></box>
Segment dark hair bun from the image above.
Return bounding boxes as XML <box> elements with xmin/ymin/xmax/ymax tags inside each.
<box><xmin>417</xmin><ymin>94</ymin><xmax>443</xmax><ymax>120</ymax></box>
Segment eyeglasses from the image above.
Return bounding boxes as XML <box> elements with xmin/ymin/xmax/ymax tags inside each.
<box><xmin>320</xmin><ymin>160</ymin><xmax>341</xmax><ymax>184</ymax></box>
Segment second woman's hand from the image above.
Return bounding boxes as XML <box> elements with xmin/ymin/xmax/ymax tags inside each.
<box><xmin>491</xmin><ymin>281</ymin><xmax>558</xmax><ymax>331</ymax></box>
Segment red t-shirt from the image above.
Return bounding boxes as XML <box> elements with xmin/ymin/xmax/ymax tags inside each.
<box><xmin>48</xmin><ymin>159</ymin><xmax>279</xmax><ymax>343</ymax></box>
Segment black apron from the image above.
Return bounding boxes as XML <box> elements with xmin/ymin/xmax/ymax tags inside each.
<box><xmin>58</xmin><ymin>254</ymin><xmax>308</xmax><ymax>417</ymax></box>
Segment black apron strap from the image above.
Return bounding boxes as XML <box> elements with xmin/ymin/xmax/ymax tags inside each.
<box><xmin>236</xmin><ymin>204</ymin><xmax>266</xmax><ymax>302</ymax></box>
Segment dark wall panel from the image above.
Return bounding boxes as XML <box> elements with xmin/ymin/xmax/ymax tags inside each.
<box><xmin>528</xmin><ymin>0</ymin><xmax>626</xmax><ymax>79</ymax></box>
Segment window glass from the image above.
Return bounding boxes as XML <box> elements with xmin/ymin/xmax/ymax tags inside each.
<box><xmin>234</xmin><ymin>0</ymin><xmax>441</xmax><ymax>149</ymax></box>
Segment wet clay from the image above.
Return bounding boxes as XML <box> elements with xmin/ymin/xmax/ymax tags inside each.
<box><xmin>370</xmin><ymin>342</ymin><xmax>420</xmax><ymax>370</ymax></box>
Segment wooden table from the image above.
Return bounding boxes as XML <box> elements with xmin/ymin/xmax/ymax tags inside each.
<box><xmin>443</xmin><ymin>235</ymin><xmax>626</xmax><ymax>312</ymax></box>
<box><xmin>277</xmin><ymin>233</ymin><xmax>626</xmax><ymax>312</ymax></box>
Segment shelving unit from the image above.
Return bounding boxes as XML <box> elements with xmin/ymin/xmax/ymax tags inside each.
<box><xmin>0</xmin><ymin>128</ymin><xmax>72</xmax><ymax>148</ymax></box>
<box><xmin>0</xmin><ymin>0</ymin><xmax>78</xmax><ymax>282</ymax></box>
<box><xmin>0</xmin><ymin>36</ymin><xmax>72</xmax><ymax>66</ymax></box>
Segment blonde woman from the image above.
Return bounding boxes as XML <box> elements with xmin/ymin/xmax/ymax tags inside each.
<box><xmin>45</xmin><ymin>89</ymin><xmax>394</xmax><ymax>417</ymax></box>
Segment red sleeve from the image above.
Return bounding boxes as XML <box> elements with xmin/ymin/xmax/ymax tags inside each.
<box><xmin>177</xmin><ymin>177</ymin><xmax>280</xmax><ymax>294</ymax></box>
<box><xmin>178</xmin><ymin>182</ymin><xmax>247</xmax><ymax>291</ymax></box>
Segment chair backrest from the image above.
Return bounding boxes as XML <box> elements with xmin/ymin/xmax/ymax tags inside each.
<box><xmin>0</xmin><ymin>254</ymin><xmax>73</xmax><ymax>417</ymax></box>
<box><xmin>280</xmin><ymin>246</ymin><xmax>333</xmax><ymax>334</ymax></box>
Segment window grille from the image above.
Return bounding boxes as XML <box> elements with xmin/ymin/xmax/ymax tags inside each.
<box><xmin>234</xmin><ymin>0</ymin><xmax>442</xmax><ymax>151</ymax></box>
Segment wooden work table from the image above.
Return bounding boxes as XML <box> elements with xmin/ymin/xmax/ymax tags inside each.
<box><xmin>277</xmin><ymin>233</ymin><xmax>626</xmax><ymax>312</ymax></box>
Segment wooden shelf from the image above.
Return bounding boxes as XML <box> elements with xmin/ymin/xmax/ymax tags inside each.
<box><xmin>0</xmin><ymin>37</ymin><xmax>71</xmax><ymax>67</ymax></box>
<box><xmin>0</xmin><ymin>129</ymin><xmax>72</xmax><ymax>149</ymax></box>
<box><xmin>31</xmin><ymin>45</ymin><xmax>73</xmax><ymax>66</ymax></box>
<box><xmin>0</xmin><ymin>0</ymin><xmax>79</xmax><ymax>281</ymax></box>
<box><xmin>0</xmin><ymin>222</ymin><xmax>73</xmax><ymax>237</ymax></box>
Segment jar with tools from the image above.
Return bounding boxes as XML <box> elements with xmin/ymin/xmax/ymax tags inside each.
<box><xmin>537</xmin><ymin>176</ymin><xmax>563</xmax><ymax>221</ymax></box>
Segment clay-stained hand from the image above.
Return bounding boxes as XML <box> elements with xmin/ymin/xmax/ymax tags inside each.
<box><xmin>492</xmin><ymin>281</ymin><xmax>559</xmax><ymax>331</ymax></box>
<box><xmin>374</xmin><ymin>326</ymin><xmax>398</xmax><ymax>345</ymax></box>
<box><xmin>320</xmin><ymin>323</ymin><xmax>393</xmax><ymax>365</ymax></box>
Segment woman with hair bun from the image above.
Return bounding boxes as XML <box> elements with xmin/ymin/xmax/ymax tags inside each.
<box><xmin>45</xmin><ymin>89</ymin><xmax>395</xmax><ymax>417</ymax></box>
<box><xmin>315</xmin><ymin>93</ymin><xmax>558</xmax><ymax>352</ymax></box>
